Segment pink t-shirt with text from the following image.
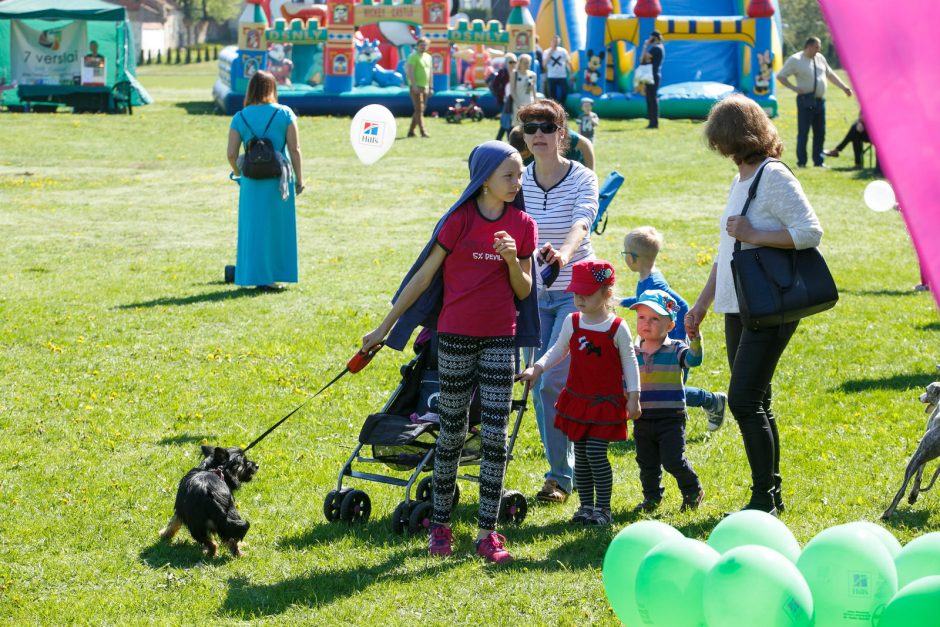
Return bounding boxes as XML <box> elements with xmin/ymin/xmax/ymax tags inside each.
<box><xmin>436</xmin><ymin>199</ymin><xmax>538</xmax><ymax>338</ymax></box>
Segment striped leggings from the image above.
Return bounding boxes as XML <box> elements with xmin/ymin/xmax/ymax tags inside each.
<box><xmin>432</xmin><ymin>333</ymin><xmax>515</xmax><ymax>531</ymax></box>
<box><xmin>574</xmin><ymin>438</ymin><xmax>613</xmax><ymax>510</ymax></box>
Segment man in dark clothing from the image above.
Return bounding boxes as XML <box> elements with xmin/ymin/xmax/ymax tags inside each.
<box><xmin>642</xmin><ymin>31</ymin><xmax>665</xmax><ymax>129</ymax></box>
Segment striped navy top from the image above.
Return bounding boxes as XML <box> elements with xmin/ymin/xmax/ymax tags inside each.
<box><xmin>522</xmin><ymin>160</ymin><xmax>599</xmax><ymax>291</ymax></box>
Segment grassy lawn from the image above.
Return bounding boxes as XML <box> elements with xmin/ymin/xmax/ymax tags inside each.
<box><xmin>1</xmin><ymin>60</ymin><xmax>937</xmax><ymax>624</ymax></box>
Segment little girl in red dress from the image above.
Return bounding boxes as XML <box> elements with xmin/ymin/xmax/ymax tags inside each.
<box><xmin>518</xmin><ymin>260</ymin><xmax>641</xmax><ymax>526</ymax></box>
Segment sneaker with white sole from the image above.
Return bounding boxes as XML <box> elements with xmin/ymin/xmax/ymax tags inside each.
<box><xmin>476</xmin><ymin>532</ymin><xmax>512</xmax><ymax>564</ymax></box>
<box><xmin>705</xmin><ymin>392</ymin><xmax>727</xmax><ymax>432</ymax></box>
<box><xmin>429</xmin><ymin>524</ymin><xmax>453</xmax><ymax>557</ymax></box>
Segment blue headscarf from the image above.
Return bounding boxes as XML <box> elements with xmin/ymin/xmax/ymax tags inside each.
<box><xmin>385</xmin><ymin>141</ymin><xmax>541</xmax><ymax>350</ymax></box>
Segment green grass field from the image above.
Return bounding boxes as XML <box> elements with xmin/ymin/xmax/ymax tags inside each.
<box><xmin>1</xmin><ymin>61</ymin><xmax>937</xmax><ymax>624</ymax></box>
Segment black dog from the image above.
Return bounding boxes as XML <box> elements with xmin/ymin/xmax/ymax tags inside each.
<box><xmin>159</xmin><ymin>445</ymin><xmax>258</xmax><ymax>557</ymax></box>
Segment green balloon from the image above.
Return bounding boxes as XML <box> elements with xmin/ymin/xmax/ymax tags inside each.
<box><xmin>895</xmin><ymin>532</ymin><xmax>940</xmax><ymax>588</ymax></box>
<box><xmin>703</xmin><ymin>545</ymin><xmax>813</xmax><ymax>627</ymax></box>
<box><xmin>706</xmin><ymin>509</ymin><xmax>801</xmax><ymax>562</ymax></box>
<box><xmin>602</xmin><ymin>521</ymin><xmax>684</xmax><ymax>625</ymax></box>
<box><xmin>634</xmin><ymin>538</ymin><xmax>720</xmax><ymax>627</ymax></box>
<box><xmin>840</xmin><ymin>522</ymin><xmax>902</xmax><ymax>558</ymax></box>
<box><xmin>878</xmin><ymin>575</ymin><xmax>940</xmax><ymax>627</ymax></box>
<box><xmin>796</xmin><ymin>525</ymin><xmax>897</xmax><ymax>626</ymax></box>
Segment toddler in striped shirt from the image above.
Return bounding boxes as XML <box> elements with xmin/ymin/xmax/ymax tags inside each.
<box><xmin>629</xmin><ymin>289</ymin><xmax>705</xmax><ymax>513</ymax></box>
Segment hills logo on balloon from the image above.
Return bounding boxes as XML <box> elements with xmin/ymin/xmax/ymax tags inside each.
<box><xmin>358</xmin><ymin>121</ymin><xmax>384</xmax><ymax>145</ymax></box>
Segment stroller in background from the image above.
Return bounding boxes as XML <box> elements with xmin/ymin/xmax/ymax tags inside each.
<box><xmin>322</xmin><ymin>330</ymin><xmax>531</xmax><ymax>535</ymax></box>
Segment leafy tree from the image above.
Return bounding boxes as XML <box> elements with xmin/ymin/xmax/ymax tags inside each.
<box><xmin>778</xmin><ymin>0</ymin><xmax>839</xmax><ymax>65</ymax></box>
<box><xmin>176</xmin><ymin>0</ymin><xmax>240</xmax><ymax>45</ymax></box>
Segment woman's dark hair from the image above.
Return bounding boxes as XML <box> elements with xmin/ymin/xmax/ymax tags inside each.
<box><xmin>244</xmin><ymin>71</ymin><xmax>278</xmax><ymax>106</ymax></box>
<box><xmin>703</xmin><ymin>94</ymin><xmax>783</xmax><ymax>165</ymax></box>
<box><xmin>517</xmin><ymin>100</ymin><xmax>571</xmax><ymax>155</ymax></box>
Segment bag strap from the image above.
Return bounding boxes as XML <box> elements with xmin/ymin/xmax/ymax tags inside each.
<box><xmin>239</xmin><ymin>108</ymin><xmax>280</xmax><ymax>147</ymax></box>
<box><xmin>734</xmin><ymin>159</ymin><xmax>793</xmax><ymax>253</ymax></box>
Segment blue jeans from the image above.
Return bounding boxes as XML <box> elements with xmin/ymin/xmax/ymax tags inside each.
<box><xmin>533</xmin><ymin>289</ymin><xmax>578</xmax><ymax>493</ymax></box>
<box><xmin>796</xmin><ymin>95</ymin><xmax>826</xmax><ymax>166</ymax></box>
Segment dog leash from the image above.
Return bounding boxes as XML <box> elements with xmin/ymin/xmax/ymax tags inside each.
<box><xmin>243</xmin><ymin>343</ymin><xmax>383</xmax><ymax>452</ymax></box>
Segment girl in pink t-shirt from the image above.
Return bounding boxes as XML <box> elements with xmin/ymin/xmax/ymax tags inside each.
<box><xmin>362</xmin><ymin>141</ymin><xmax>537</xmax><ymax>564</ymax></box>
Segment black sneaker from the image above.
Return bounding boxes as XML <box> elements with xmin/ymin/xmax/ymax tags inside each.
<box><xmin>632</xmin><ymin>498</ymin><xmax>661</xmax><ymax>514</ymax></box>
<box><xmin>680</xmin><ymin>489</ymin><xmax>704</xmax><ymax>512</ymax></box>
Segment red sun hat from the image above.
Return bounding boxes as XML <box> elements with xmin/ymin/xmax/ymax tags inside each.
<box><xmin>565</xmin><ymin>260</ymin><xmax>616</xmax><ymax>295</ymax></box>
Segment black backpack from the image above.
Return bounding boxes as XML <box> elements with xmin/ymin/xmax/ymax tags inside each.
<box><xmin>240</xmin><ymin>109</ymin><xmax>281</xmax><ymax>179</ymax></box>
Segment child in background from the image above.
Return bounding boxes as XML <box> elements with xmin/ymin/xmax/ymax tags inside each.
<box><xmin>518</xmin><ymin>260</ymin><xmax>641</xmax><ymax>526</ymax></box>
<box><xmin>630</xmin><ymin>289</ymin><xmax>704</xmax><ymax>512</ymax></box>
<box><xmin>621</xmin><ymin>226</ymin><xmax>727</xmax><ymax>431</ymax></box>
<box><xmin>577</xmin><ymin>96</ymin><xmax>599</xmax><ymax>143</ymax></box>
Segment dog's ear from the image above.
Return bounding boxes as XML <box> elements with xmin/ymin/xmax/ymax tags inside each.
<box><xmin>201</xmin><ymin>444</ymin><xmax>214</xmax><ymax>458</ymax></box>
<box><xmin>213</xmin><ymin>447</ymin><xmax>230</xmax><ymax>465</ymax></box>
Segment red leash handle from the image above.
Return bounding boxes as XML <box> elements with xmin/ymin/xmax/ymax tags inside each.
<box><xmin>347</xmin><ymin>342</ymin><xmax>383</xmax><ymax>373</ymax></box>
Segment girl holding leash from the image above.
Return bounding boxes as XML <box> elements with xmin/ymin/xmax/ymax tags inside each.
<box><xmin>518</xmin><ymin>260</ymin><xmax>640</xmax><ymax>526</ymax></box>
<box><xmin>361</xmin><ymin>141</ymin><xmax>539</xmax><ymax>564</ymax></box>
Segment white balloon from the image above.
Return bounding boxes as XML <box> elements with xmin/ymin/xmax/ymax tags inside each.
<box><xmin>350</xmin><ymin>105</ymin><xmax>397</xmax><ymax>165</ymax></box>
<box><xmin>864</xmin><ymin>180</ymin><xmax>897</xmax><ymax>212</ymax></box>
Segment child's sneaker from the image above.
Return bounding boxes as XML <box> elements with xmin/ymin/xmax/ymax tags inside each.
<box><xmin>680</xmin><ymin>489</ymin><xmax>705</xmax><ymax>512</ymax></box>
<box><xmin>571</xmin><ymin>505</ymin><xmax>594</xmax><ymax>524</ymax></box>
<box><xmin>428</xmin><ymin>524</ymin><xmax>453</xmax><ymax>557</ymax></box>
<box><xmin>705</xmin><ymin>392</ymin><xmax>727</xmax><ymax>431</ymax></box>
<box><xmin>632</xmin><ymin>497</ymin><xmax>661</xmax><ymax>514</ymax></box>
<box><xmin>587</xmin><ymin>507</ymin><xmax>612</xmax><ymax>527</ymax></box>
<box><xmin>476</xmin><ymin>532</ymin><xmax>513</xmax><ymax>564</ymax></box>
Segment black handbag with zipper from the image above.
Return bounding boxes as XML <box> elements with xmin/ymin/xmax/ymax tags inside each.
<box><xmin>730</xmin><ymin>160</ymin><xmax>838</xmax><ymax>330</ymax></box>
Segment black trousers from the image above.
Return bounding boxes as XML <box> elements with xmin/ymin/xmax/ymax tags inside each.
<box><xmin>833</xmin><ymin>123</ymin><xmax>870</xmax><ymax>168</ymax></box>
<box><xmin>633</xmin><ymin>416</ymin><xmax>700</xmax><ymax>501</ymax></box>
<box><xmin>724</xmin><ymin>314</ymin><xmax>798</xmax><ymax>509</ymax></box>
<box><xmin>645</xmin><ymin>79</ymin><xmax>660</xmax><ymax>128</ymax></box>
<box><xmin>796</xmin><ymin>95</ymin><xmax>826</xmax><ymax>166</ymax></box>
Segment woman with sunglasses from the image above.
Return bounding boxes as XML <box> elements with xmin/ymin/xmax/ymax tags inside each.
<box><xmin>510</xmin><ymin>54</ymin><xmax>538</xmax><ymax>126</ymax></box>
<box><xmin>518</xmin><ymin>100</ymin><xmax>599</xmax><ymax>505</ymax></box>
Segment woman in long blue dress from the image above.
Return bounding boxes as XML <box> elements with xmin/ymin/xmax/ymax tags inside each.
<box><xmin>226</xmin><ymin>70</ymin><xmax>304</xmax><ymax>290</ymax></box>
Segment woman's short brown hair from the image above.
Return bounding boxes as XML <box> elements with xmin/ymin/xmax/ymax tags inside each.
<box><xmin>244</xmin><ymin>70</ymin><xmax>278</xmax><ymax>106</ymax></box>
<box><xmin>703</xmin><ymin>94</ymin><xmax>783</xmax><ymax>165</ymax></box>
<box><xmin>517</xmin><ymin>100</ymin><xmax>570</xmax><ymax>155</ymax></box>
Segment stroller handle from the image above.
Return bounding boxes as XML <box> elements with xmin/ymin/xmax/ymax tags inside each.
<box><xmin>348</xmin><ymin>342</ymin><xmax>384</xmax><ymax>373</ymax></box>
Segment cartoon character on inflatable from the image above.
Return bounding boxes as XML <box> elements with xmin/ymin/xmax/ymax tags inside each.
<box><xmin>267</xmin><ymin>43</ymin><xmax>294</xmax><ymax>86</ymax></box>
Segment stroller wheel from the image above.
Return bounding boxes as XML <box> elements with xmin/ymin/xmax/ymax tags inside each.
<box><xmin>391</xmin><ymin>501</ymin><xmax>411</xmax><ymax>534</ymax></box>
<box><xmin>340</xmin><ymin>489</ymin><xmax>371</xmax><ymax>524</ymax></box>
<box><xmin>408</xmin><ymin>501</ymin><xmax>433</xmax><ymax>535</ymax></box>
<box><xmin>323</xmin><ymin>487</ymin><xmax>351</xmax><ymax>522</ymax></box>
<box><xmin>416</xmin><ymin>476</ymin><xmax>460</xmax><ymax>507</ymax></box>
<box><xmin>499</xmin><ymin>490</ymin><xmax>528</xmax><ymax>525</ymax></box>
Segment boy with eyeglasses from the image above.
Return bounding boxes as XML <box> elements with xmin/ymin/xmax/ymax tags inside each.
<box><xmin>620</xmin><ymin>226</ymin><xmax>727</xmax><ymax>432</ymax></box>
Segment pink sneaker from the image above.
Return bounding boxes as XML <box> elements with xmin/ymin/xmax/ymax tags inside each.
<box><xmin>476</xmin><ymin>532</ymin><xmax>513</xmax><ymax>564</ymax></box>
<box><xmin>429</xmin><ymin>525</ymin><xmax>453</xmax><ymax>557</ymax></box>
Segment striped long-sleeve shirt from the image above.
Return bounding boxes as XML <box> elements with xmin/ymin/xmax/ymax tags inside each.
<box><xmin>635</xmin><ymin>336</ymin><xmax>703</xmax><ymax>419</ymax></box>
<box><xmin>522</xmin><ymin>160</ymin><xmax>598</xmax><ymax>291</ymax></box>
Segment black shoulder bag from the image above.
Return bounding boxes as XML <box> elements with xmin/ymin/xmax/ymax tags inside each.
<box><xmin>730</xmin><ymin>160</ymin><xmax>838</xmax><ymax>330</ymax></box>
<box><xmin>239</xmin><ymin>109</ymin><xmax>281</xmax><ymax>179</ymax></box>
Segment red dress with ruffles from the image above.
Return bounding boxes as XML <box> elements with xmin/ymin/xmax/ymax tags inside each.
<box><xmin>554</xmin><ymin>313</ymin><xmax>628</xmax><ymax>442</ymax></box>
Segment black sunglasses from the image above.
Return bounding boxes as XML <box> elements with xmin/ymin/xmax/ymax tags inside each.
<box><xmin>522</xmin><ymin>122</ymin><xmax>559</xmax><ymax>135</ymax></box>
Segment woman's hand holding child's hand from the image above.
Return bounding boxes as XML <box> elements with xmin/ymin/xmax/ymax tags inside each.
<box><xmin>515</xmin><ymin>364</ymin><xmax>543</xmax><ymax>389</ymax></box>
<box><xmin>687</xmin><ymin>325</ymin><xmax>700</xmax><ymax>342</ymax></box>
<box><xmin>685</xmin><ymin>305</ymin><xmax>707</xmax><ymax>338</ymax></box>
<box><xmin>627</xmin><ymin>392</ymin><xmax>641</xmax><ymax>421</ymax></box>
<box><xmin>493</xmin><ymin>231</ymin><xmax>518</xmax><ymax>263</ymax></box>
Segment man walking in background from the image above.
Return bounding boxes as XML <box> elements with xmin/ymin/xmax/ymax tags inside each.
<box><xmin>777</xmin><ymin>36</ymin><xmax>853</xmax><ymax>167</ymax></box>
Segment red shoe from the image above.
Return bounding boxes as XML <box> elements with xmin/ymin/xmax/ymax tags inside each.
<box><xmin>476</xmin><ymin>532</ymin><xmax>513</xmax><ymax>564</ymax></box>
<box><xmin>429</xmin><ymin>524</ymin><xmax>453</xmax><ymax>557</ymax></box>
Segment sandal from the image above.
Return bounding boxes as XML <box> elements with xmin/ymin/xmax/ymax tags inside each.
<box><xmin>588</xmin><ymin>507</ymin><xmax>612</xmax><ymax>527</ymax></box>
<box><xmin>571</xmin><ymin>505</ymin><xmax>593</xmax><ymax>524</ymax></box>
<box><xmin>535</xmin><ymin>479</ymin><xmax>569</xmax><ymax>503</ymax></box>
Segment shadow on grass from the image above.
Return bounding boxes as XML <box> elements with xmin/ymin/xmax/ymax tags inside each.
<box><xmin>609</xmin><ymin>439</ymin><xmax>636</xmax><ymax>457</ymax></box>
<box><xmin>140</xmin><ymin>537</ymin><xmax>236</xmax><ymax>569</ymax></box>
<box><xmin>175</xmin><ymin>101</ymin><xmax>219</xmax><ymax>115</ymax></box>
<box><xmin>158</xmin><ymin>433</ymin><xmax>211</xmax><ymax>446</ymax></box>
<box><xmin>841</xmin><ymin>289</ymin><xmax>923</xmax><ymax>297</ymax></box>
<box><xmin>880</xmin><ymin>508</ymin><xmax>932</xmax><ymax>530</ymax></box>
<box><xmin>836</xmin><ymin>373</ymin><xmax>935</xmax><ymax>394</ymax></box>
<box><xmin>115</xmin><ymin>287</ymin><xmax>270</xmax><ymax>309</ymax></box>
<box><xmin>920</xmin><ymin>321</ymin><xmax>940</xmax><ymax>332</ymax></box>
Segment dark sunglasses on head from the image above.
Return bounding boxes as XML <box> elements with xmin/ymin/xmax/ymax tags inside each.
<box><xmin>522</xmin><ymin>122</ymin><xmax>559</xmax><ymax>135</ymax></box>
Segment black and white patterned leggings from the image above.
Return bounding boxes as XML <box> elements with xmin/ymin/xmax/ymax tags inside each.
<box><xmin>432</xmin><ymin>333</ymin><xmax>515</xmax><ymax>531</ymax></box>
<box><xmin>574</xmin><ymin>438</ymin><xmax>613</xmax><ymax>510</ymax></box>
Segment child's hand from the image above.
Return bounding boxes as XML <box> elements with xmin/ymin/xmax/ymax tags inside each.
<box><xmin>515</xmin><ymin>364</ymin><xmax>543</xmax><ymax>389</ymax></box>
<box><xmin>626</xmin><ymin>392</ymin><xmax>641</xmax><ymax>421</ymax></box>
<box><xmin>494</xmin><ymin>231</ymin><xmax>518</xmax><ymax>263</ymax></box>
<box><xmin>687</xmin><ymin>325</ymin><xmax>699</xmax><ymax>341</ymax></box>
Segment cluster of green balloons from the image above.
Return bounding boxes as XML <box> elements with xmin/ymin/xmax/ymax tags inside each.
<box><xmin>602</xmin><ymin>513</ymin><xmax>940</xmax><ymax>626</ymax></box>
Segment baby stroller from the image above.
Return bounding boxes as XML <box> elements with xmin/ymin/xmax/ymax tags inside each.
<box><xmin>322</xmin><ymin>329</ymin><xmax>531</xmax><ymax>535</ymax></box>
